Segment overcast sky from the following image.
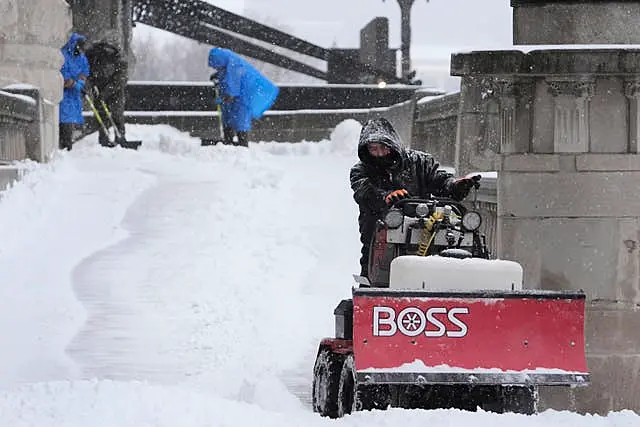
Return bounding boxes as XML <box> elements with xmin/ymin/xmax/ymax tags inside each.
<box><xmin>142</xmin><ymin>0</ymin><xmax>514</xmax><ymax>52</ymax></box>
<box><xmin>134</xmin><ymin>0</ymin><xmax>515</xmax><ymax>90</ymax></box>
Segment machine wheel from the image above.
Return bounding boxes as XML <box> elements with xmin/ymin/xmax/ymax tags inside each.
<box><xmin>337</xmin><ymin>354</ymin><xmax>356</xmax><ymax>416</ymax></box>
<box><xmin>337</xmin><ymin>354</ymin><xmax>391</xmax><ymax>416</ymax></box>
<box><xmin>312</xmin><ymin>348</ymin><xmax>345</xmax><ymax>418</ymax></box>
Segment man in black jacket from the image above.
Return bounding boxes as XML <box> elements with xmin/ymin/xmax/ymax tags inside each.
<box><xmin>84</xmin><ymin>36</ymin><xmax>128</xmax><ymax>147</ymax></box>
<box><xmin>350</xmin><ymin>118</ymin><xmax>480</xmax><ymax>278</ymax></box>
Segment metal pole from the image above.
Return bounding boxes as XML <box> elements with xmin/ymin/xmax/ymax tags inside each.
<box><xmin>397</xmin><ymin>0</ymin><xmax>416</xmax><ymax>79</ymax></box>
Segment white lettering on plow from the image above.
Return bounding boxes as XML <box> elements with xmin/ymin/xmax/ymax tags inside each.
<box><xmin>372</xmin><ymin>306</ymin><xmax>469</xmax><ymax>338</ymax></box>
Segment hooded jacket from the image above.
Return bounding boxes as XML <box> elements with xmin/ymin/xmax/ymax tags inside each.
<box><xmin>59</xmin><ymin>32</ymin><xmax>90</xmax><ymax>124</ymax></box>
<box><xmin>208</xmin><ymin>47</ymin><xmax>279</xmax><ymax>131</ymax></box>
<box><xmin>350</xmin><ymin>117</ymin><xmax>455</xmax><ymax>215</ymax></box>
<box><xmin>85</xmin><ymin>37</ymin><xmax>126</xmax><ymax>101</ymax></box>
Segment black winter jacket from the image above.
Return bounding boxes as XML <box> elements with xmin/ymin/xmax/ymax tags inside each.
<box><xmin>350</xmin><ymin>118</ymin><xmax>455</xmax><ymax>217</ymax></box>
<box><xmin>85</xmin><ymin>41</ymin><xmax>127</xmax><ymax>101</ymax></box>
<box><xmin>349</xmin><ymin>118</ymin><xmax>455</xmax><ymax>272</ymax></box>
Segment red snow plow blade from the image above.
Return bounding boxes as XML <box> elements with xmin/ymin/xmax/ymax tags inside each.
<box><xmin>352</xmin><ymin>288</ymin><xmax>589</xmax><ymax>387</ymax></box>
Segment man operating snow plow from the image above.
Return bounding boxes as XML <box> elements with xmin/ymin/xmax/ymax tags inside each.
<box><xmin>311</xmin><ymin>119</ymin><xmax>589</xmax><ymax>418</ymax></box>
<box><xmin>312</xmin><ymin>195</ymin><xmax>590</xmax><ymax>418</ymax></box>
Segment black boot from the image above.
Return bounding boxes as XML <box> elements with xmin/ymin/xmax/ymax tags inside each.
<box><xmin>59</xmin><ymin>123</ymin><xmax>73</xmax><ymax>150</ymax></box>
<box><xmin>223</xmin><ymin>127</ymin><xmax>234</xmax><ymax>145</ymax></box>
<box><xmin>237</xmin><ymin>131</ymin><xmax>248</xmax><ymax>147</ymax></box>
<box><xmin>99</xmin><ymin>128</ymin><xmax>116</xmax><ymax>147</ymax></box>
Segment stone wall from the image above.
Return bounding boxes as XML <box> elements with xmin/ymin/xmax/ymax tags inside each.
<box><xmin>0</xmin><ymin>0</ymin><xmax>72</xmax><ymax>163</ymax></box>
<box><xmin>411</xmin><ymin>92</ymin><xmax>460</xmax><ymax>169</ymax></box>
<box><xmin>452</xmin><ymin>48</ymin><xmax>640</xmax><ymax>415</ymax></box>
<box><xmin>512</xmin><ymin>0</ymin><xmax>640</xmax><ymax>45</ymax></box>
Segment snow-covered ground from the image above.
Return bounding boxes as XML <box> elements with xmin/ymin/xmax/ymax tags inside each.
<box><xmin>0</xmin><ymin>121</ymin><xmax>637</xmax><ymax>426</ymax></box>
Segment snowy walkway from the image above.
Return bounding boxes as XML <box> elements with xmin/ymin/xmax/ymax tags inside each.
<box><xmin>0</xmin><ymin>123</ymin><xmax>636</xmax><ymax>426</ymax></box>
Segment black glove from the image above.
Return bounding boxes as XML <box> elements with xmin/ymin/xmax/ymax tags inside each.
<box><xmin>452</xmin><ymin>174</ymin><xmax>481</xmax><ymax>201</ymax></box>
<box><xmin>384</xmin><ymin>189</ymin><xmax>410</xmax><ymax>206</ymax></box>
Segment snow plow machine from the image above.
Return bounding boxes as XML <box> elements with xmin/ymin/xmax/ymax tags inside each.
<box><xmin>312</xmin><ymin>192</ymin><xmax>589</xmax><ymax>418</ymax></box>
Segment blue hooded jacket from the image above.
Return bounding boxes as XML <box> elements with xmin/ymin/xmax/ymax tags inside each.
<box><xmin>60</xmin><ymin>32</ymin><xmax>90</xmax><ymax>124</ymax></box>
<box><xmin>208</xmin><ymin>48</ymin><xmax>279</xmax><ymax>131</ymax></box>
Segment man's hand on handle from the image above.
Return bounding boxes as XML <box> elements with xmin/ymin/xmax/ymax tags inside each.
<box><xmin>384</xmin><ymin>189</ymin><xmax>410</xmax><ymax>206</ymax></box>
<box><xmin>452</xmin><ymin>174</ymin><xmax>481</xmax><ymax>201</ymax></box>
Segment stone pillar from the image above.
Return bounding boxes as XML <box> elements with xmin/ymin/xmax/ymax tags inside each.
<box><xmin>452</xmin><ymin>48</ymin><xmax>640</xmax><ymax>415</ymax></box>
<box><xmin>0</xmin><ymin>0</ymin><xmax>72</xmax><ymax>161</ymax></box>
<box><xmin>453</xmin><ymin>76</ymin><xmax>500</xmax><ymax>175</ymax></box>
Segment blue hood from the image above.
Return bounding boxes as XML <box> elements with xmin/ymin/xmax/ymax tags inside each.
<box><xmin>208</xmin><ymin>47</ymin><xmax>231</xmax><ymax>68</ymax></box>
<box><xmin>62</xmin><ymin>32</ymin><xmax>86</xmax><ymax>56</ymax></box>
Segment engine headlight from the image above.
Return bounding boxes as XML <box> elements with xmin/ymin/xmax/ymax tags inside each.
<box><xmin>415</xmin><ymin>203</ymin><xmax>430</xmax><ymax>218</ymax></box>
<box><xmin>384</xmin><ymin>209</ymin><xmax>404</xmax><ymax>228</ymax></box>
<box><xmin>461</xmin><ymin>211</ymin><xmax>482</xmax><ymax>231</ymax></box>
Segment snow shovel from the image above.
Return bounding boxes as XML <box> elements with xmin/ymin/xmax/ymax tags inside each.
<box><xmin>96</xmin><ymin>94</ymin><xmax>142</xmax><ymax>150</ymax></box>
<box><xmin>201</xmin><ymin>75</ymin><xmax>225</xmax><ymax>147</ymax></box>
<box><xmin>84</xmin><ymin>92</ymin><xmax>117</xmax><ymax>148</ymax></box>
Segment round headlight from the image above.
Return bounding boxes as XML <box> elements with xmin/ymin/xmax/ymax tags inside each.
<box><xmin>415</xmin><ymin>203</ymin><xmax>430</xmax><ymax>218</ymax></box>
<box><xmin>462</xmin><ymin>211</ymin><xmax>482</xmax><ymax>231</ymax></box>
<box><xmin>384</xmin><ymin>209</ymin><xmax>404</xmax><ymax>228</ymax></box>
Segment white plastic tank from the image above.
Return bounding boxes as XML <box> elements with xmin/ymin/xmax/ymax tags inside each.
<box><xmin>389</xmin><ymin>255</ymin><xmax>523</xmax><ymax>291</ymax></box>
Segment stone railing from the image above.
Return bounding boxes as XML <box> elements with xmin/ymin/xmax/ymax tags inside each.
<box><xmin>462</xmin><ymin>173</ymin><xmax>497</xmax><ymax>258</ymax></box>
<box><xmin>0</xmin><ymin>90</ymin><xmax>35</xmax><ymax>162</ymax></box>
<box><xmin>0</xmin><ymin>88</ymin><xmax>37</xmax><ymax>190</ymax></box>
<box><xmin>411</xmin><ymin>92</ymin><xmax>460</xmax><ymax>169</ymax></box>
<box><xmin>79</xmin><ymin>82</ymin><xmax>442</xmax><ymax>143</ymax></box>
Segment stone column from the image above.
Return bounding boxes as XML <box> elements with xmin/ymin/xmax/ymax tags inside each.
<box><xmin>453</xmin><ymin>76</ymin><xmax>500</xmax><ymax>175</ymax></box>
<box><xmin>625</xmin><ymin>78</ymin><xmax>640</xmax><ymax>153</ymax></box>
<box><xmin>70</xmin><ymin>0</ymin><xmax>135</xmax><ymax>71</ymax></box>
<box><xmin>0</xmin><ymin>0</ymin><xmax>72</xmax><ymax>161</ymax></box>
<box><xmin>452</xmin><ymin>48</ymin><xmax>640</xmax><ymax>415</ymax></box>
<box><xmin>451</xmin><ymin>51</ymin><xmax>534</xmax><ymax>175</ymax></box>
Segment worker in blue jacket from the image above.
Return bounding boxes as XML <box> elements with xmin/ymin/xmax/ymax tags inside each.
<box><xmin>208</xmin><ymin>47</ymin><xmax>279</xmax><ymax>147</ymax></box>
<box><xmin>59</xmin><ymin>32</ymin><xmax>90</xmax><ymax>151</ymax></box>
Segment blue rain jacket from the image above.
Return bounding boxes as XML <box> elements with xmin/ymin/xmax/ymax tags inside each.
<box><xmin>59</xmin><ymin>33</ymin><xmax>90</xmax><ymax>124</ymax></box>
<box><xmin>208</xmin><ymin>48</ymin><xmax>279</xmax><ymax>132</ymax></box>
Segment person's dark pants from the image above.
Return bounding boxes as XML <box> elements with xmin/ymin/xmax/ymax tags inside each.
<box><xmin>98</xmin><ymin>94</ymin><xmax>126</xmax><ymax>147</ymax></box>
<box><xmin>223</xmin><ymin>126</ymin><xmax>234</xmax><ymax>144</ymax></box>
<box><xmin>59</xmin><ymin>123</ymin><xmax>73</xmax><ymax>150</ymax></box>
<box><xmin>237</xmin><ymin>131</ymin><xmax>248</xmax><ymax>147</ymax></box>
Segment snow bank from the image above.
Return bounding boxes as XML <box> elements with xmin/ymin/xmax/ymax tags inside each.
<box><xmin>0</xmin><ymin>379</ymin><xmax>637</xmax><ymax>426</ymax></box>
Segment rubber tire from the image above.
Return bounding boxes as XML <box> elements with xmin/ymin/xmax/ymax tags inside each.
<box><xmin>337</xmin><ymin>354</ymin><xmax>356</xmax><ymax>416</ymax></box>
<box><xmin>312</xmin><ymin>348</ymin><xmax>345</xmax><ymax>418</ymax></box>
<box><xmin>338</xmin><ymin>354</ymin><xmax>390</xmax><ymax>416</ymax></box>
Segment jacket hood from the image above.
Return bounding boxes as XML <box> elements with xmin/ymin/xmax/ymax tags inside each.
<box><xmin>357</xmin><ymin>118</ymin><xmax>406</xmax><ymax>169</ymax></box>
<box><xmin>86</xmin><ymin>30</ymin><xmax>122</xmax><ymax>52</ymax></box>
<box><xmin>62</xmin><ymin>32</ymin><xmax>86</xmax><ymax>55</ymax></box>
<box><xmin>208</xmin><ymin>47</ymin><xmax>232</xmax><ymax>68</ymax></box>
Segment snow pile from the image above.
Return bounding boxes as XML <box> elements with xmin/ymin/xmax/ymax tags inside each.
<box><xmin>327</xmin><ymin>118</ymin><xmax>362</xmax><ymax>156</ymax></box>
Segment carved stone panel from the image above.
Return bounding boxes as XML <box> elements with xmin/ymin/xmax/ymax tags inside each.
<box><xmin>547</xmin><ymin>79</ymin><xmax>595</xmax><ymax>153</ymax></box>
<box><xmin>625</xmin><ymin>78</ymin><xmax>640</xmax><ymax>153</ymax></box>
